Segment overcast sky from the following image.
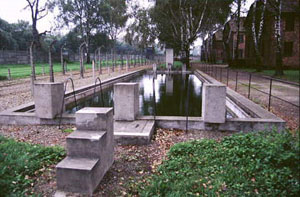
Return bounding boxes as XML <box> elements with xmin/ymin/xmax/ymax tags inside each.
<box><xmin>0</xmin><ymin>0</ymin><xmax>254</xmax><ymax>46</ymax></box>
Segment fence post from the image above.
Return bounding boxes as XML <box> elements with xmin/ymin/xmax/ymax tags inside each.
<box><xmin>235</xmin><ymin>71</ymin><xmax>238</xmax><ymax>91</ymax></box>
<box><xmin>268</xmin><ymin>79</ymin><xmax>273</xmax><ymax>111</ymax></box>
<box><xmin>42</xmin><ymin>66</ymin><xmax>45</xmax><ymax>75</ymax></box>
<box><xmin>7</xmin><ymin>69</ymin><xmax>11</xmax><ymax>80</ymax></box>
<box><xmin>220</xmin><ymin>68</ymin><xmax>223</xmax><ymax>82</ymax></box>
<box><xmin>248</xmin><ymin>74</ymin><xmax>252</xmax><ymax>98</ymax></box>
<box><xmin>226</xmin><ymin>68</ymin><xmax>229</xmax><ymax>86</ymax></box>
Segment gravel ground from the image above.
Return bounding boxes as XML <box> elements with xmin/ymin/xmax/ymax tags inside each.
<box><xmin>0</xmin><ymin>65</ymin><xmax>150</xmax><ymax>112</ymax></box>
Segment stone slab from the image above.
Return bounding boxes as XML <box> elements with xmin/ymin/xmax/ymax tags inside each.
<box><xmin>114</xmin><ymin>120</ymin><xmax>155</xmax><ymax>145</ymax></box>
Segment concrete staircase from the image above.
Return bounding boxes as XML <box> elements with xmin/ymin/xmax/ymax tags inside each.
<box><xmin>56</xmin><ymin>108</ymin><xmax>114</xmax><ymax>195</ymax></box>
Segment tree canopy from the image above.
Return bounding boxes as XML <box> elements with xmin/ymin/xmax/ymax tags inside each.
<box><xmin>150</xmin><ymin>0</ymin><xmax>233</xmax><ymax>65</ymax></box>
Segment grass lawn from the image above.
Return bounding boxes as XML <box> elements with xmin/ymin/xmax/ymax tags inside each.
<box><xmin>136</xmin><ymin>131</ymin><xmax>299</xmax><ymax>196</ymax></box>
<box><xmin>234</xmin><ymin>68</ymin><xmax>300</xmax><ymax>83</ymax></box>
<box><xmin>159</xmin><ymin>61</ymin><xmax>183</xmax><ymax>69</ymax></box>
<box><xmin>0</xmin><ymin>59</ymin><xmax>145</xmax><ymax>80</ymax></box>
<box><xmin>0</xmin><ymin>135</ymin><xmax>65</xmax><ymax>195</ymax></box>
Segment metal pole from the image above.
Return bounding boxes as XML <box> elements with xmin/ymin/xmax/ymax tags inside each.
<box><xmin>220</xmin><ymin>68</ymin><xmax>223</xmax><ymax>82</ymax></box>
<box><xmin>235</xmin><ymin>71</ymin><xmax>238</xmax><ymax>91</ymax></box>
<box><xmin>248</xmin><ymin>74</ymin><xmax>252</xmax><ymax>98</ymax></box>
<box><xmin>268</xmin><ymin>79</ymin><xmax>273</xmax><ymax>111</ymax></box>
<box><xmin>185</xmin><ymin>75</ymin><xmax>191</xmax><ymax>132</ymax></box>
<box><xmin>226</xmin><ymin>68</ymin><xmax>229</xmax><ymax>86</ymax></box>
<box><xmin>152</xmin><ymin>76</ymin><xmax>156</xmax><ymax>121</ymax></box>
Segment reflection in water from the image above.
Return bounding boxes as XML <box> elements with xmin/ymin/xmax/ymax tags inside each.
<box><xmin>66</xmin><ymin>73</ymin><xmax>203</xmax><ymax>116</ymax></box>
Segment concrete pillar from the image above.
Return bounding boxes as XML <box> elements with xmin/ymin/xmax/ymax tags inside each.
<box><xmin>202</xmin><ymin>84</ymin><xmax>226</xmax><ymax>123</ymax></box>
<box><xmin>182</xmin><ymin>63</ymin><xmax>187</xmax><ymax>72</ymax></box>
<box><xmin>166</xmin><ymin>48</ymin><xmax>174</xmax><ymax>69</ymax></box>
<box><xmin>34</xmin><ymin>82</ymin><xmax>64</xmax><ymax>119</ymax></box>
<box><xmin>153</xmin><ymin>63</ymin><xmax>157</xmax><ymax>73</ymax></box>
<box><xmin>114</xmin><ymin>83</ymin><xmax>139</xmax><ymax>121</ymax></box>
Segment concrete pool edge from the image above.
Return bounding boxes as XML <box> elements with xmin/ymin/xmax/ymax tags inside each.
<box><xmin>0</xmin><ymin>69</ymin><xmax>286</xmax><ymax>132</ymax></box>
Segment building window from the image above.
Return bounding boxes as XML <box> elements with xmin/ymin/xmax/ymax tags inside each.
<box><xmin>283</xmin><ymin>42</ymin><xmax>293</xmax><ymax>57</ymax></box>
<box><xmin>238</xmin><ymin>49</ymin><xmax>244</xmax><ymax>59</ymax></box>
<box><xmin>239</xmin><ymin>35</ymin><xmax>244</xmax><ymax>43</ymax></box>
<box><xmin>285</xmin><ymin>16</ymin><xmax>295</xmax><ymax>31</ymax></box>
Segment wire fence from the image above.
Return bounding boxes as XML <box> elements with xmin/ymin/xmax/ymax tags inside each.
<box><xmin>0</xmin><ymin>54</ymin><xmax>165</xmax><ymax>81</ymax></box>
<box><xmin>198</xmin><ymin>64</ymin><xmax>300</xmax><ymax>112</ymax></box>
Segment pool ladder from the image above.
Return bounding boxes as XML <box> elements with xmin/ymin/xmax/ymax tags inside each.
<box><xmin>58</xmin><ymin>78</ymin><xmax>78</xmax><ymax>129</ymax></box>
<box><xmin>92</xmin><ymin>77</ymin><xmax>104</xmax><ymax>107</ymax></box>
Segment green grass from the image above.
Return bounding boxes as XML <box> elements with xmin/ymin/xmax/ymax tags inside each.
<box><xmin>234</xmin><ymin>68</ymin><xmax>300</xmax><ymax>83</ymax></box>
<box><xmin>136</xmin><ymin>131</ymin><xmax>299</xmax><ymax>196</ymax></box>
<box><xmin>0</xmin><ymin>135</ymin><xmax>66</xmax><ymax>196</ymax></box>
<box><xmin>0</xmin><ymin>59</ymin><xmax>146</xmax><ymax>80</ymax></box>
<box><xmin>159</xmin><ymin>61</ymin><xmax>183</xmax><ymax>69</ymax></box>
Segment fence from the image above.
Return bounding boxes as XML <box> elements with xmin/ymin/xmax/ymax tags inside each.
<box><xmin>198</xmin><ymin>64</ymin><xmax>300</xmax><ymax>112</ymax></box>
<box><xmin>0</xmin><ymin>53</ymin><xmax>162</xmax><ymax>80</ymax></box>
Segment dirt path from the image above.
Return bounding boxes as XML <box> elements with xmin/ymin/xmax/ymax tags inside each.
<box><xmin>192</xmin><ymin>63</ymin><xmax>299</xmax><ymax>130</ymax></box>
<box><xmin>0</xmin><ymin>65</ymin><xmax>150</xmax><ymax>112</ymax></box>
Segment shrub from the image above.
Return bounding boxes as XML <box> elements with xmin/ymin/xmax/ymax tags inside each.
<box><xmin>0</xmin><ymin>135</ymin><xmax>66</xmax><ymax>196</ymax></box>
<box><xmin>139</xmin><ymin>131</ymin><xmax>299</xmax><ymax>196</ymax></box>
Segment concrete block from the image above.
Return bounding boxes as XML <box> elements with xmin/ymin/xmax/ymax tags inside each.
<box><xmin>56</xmin><ymin>157</ymin><xmax>99</xmax><ymax>194</ymax></box>
<box><xmin>202</xmin><ymin>84</ymin><xmax>226</xmax><ymax>123</ymax></box>
<box><xmin>166</xmin><ymin>48</ymin><xmax>174</xmax><ymax>68</ymax></box>
<box><xmin>66</xmin><ymin>131</ymin><xmax>107</xmax><ymax>158</ymax></box>
<box><xmin>114</xmin><ymin>83</ymin><xmax>139</xmax><ymax>121</ymax></box>
<box><xmin>34</xmin><ymin>82</ymin><xmax>64</xmax><ymax>119</ymax></box>
<box><xmin>76</xmin><ymin>107</ymin><xmax>113</xmax><ymax>131</ymax></box>
<box><xmin>153</xmin><ymin>63</ymin><xmax>157</xmax><ymax>72</ymax></box>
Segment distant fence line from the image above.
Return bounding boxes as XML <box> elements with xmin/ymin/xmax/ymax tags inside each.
<box><xmin>0</xmin><ymin>49</ymin><xmax>163</xmax><ymax>65</ymax></box>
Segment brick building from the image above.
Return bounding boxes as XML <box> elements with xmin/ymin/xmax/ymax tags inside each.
<box><xmin>223</xmin><ymin>17</ymin><xmax>247</xmax><ymax>64</ymax></box>
<box><xmin>245</xmin><ymin>0</ymin><xmax>299</xmax><ymax>68</ymax></box>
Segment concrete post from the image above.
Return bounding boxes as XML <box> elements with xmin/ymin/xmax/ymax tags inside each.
<box><xmin>34</xmin><ymin>82</ymin><xmax>64</xmax><ymax>119</ymax></box>
<box><xmin>114</xmin><ymin>83</ymin><xmax>139</xmax><ymax>121</ymax></box>
<box><xmin>202</xmin><ymin>84</ymin><xmax>226</xmax><ymax>123</ymax></box>
<box><xmin>166</xmin><ymin>48</ymin><xmax>174</xmax><ymax>69</ymax></box>
<box><xmin>182</xmin><ymin>63</ymin><xmax>187</xmax><ymax>72</ymax></box>
<box><xmin>153</xmin><ymin>63</ymin><xmax>157</xmax><ymax>73</ymax></box>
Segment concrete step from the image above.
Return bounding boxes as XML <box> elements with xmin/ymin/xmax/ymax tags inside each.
<box><xmin>56</xmin><ymin>157</ymin><xmax>99</xmax><ymax>194</ymax></box>
<box><xmin>114</xmin><ymin>120</ymin><xmax>155</xmax><ymax>145</ymax></box>
<box><xmin>66</xmin><ymin>130</ymin><xmax>107</xmax><ymax>158</ymax></box>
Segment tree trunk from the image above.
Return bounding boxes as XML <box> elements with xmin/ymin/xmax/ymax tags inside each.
<box><xmin>29</xmin><ymin>42</ymin><xmax>36</xmax><ymax>80</ymax></box>
<box><xmin>235</xmin><ymin>0</ymin><xmax>241</xmax><ymax>61</ymax></box>
<box><xmin>274</xmin><ymin>0</ymin><xmax>284</xmax><ymax>76</ymax></box>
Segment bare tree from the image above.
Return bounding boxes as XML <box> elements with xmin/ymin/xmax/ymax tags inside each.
<box><xmin>25</xmin><ymin>0</ymin><xmax>50</xmax><ymax>45</ymax></box>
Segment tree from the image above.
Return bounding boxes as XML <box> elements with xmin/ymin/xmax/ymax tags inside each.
<box><xmin>102</xmin><ymin>0</ymin><xmax>128</xmax><ymax>45</ymax></box>
<box><xmin>125</xmin><ymin>8</ymin><xmax>156</xmax><ymax>50</ymax></box>
<box><xmin>24</xmin><ymin>0</ymin><xmax>51</xmax><ymax>46</ymax></box>
<box><xmin>268</xmin><ymin>0</ymin><xmax>283</xmax><ymax>76</ymax></box>
<box><xmin>150</xmin><ymin>0</ymin><xmax>233</xmax><ymax>67</ymax></box>
<box><xmin>247</xmin><ymin>0</ymin><xmax>266</xmax><ymax>71</ymax></box>
<box><xmin>56</xmin><ymin>0</ymin><xmax>104</xmax><ymax>63</ymax></box>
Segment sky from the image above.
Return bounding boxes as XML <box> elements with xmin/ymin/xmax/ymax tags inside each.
<box><xmin>0</xmin><ymin>0</ymin><xmax>255</xmax><ymax>48</ymax></box>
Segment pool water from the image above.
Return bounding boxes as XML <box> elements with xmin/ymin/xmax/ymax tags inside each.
<box><xmin>66</xmin><ymin>73</ymin><xmax>203</xmax><ymax>117</ymax></box>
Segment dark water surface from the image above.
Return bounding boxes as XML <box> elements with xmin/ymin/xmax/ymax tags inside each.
<box><xmin>66</xmin><ymin>73</ymin><xmax>203</xmax><ymax>116</ymax></box>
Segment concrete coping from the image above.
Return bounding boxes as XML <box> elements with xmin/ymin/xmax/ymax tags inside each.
<box><xmin>195</xmin><ymin>70</ymin><xmax>285</xmax><ymax>122</ymax></box>
<box><xmin>76</xmin><ymin>107</ymin><xmax>113</xmax><ymax>114</ymax></box>
<box><xmin>34</xmin><ymin>82</ymin><xmax>64</xmax><ymax>85</ymax></box>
